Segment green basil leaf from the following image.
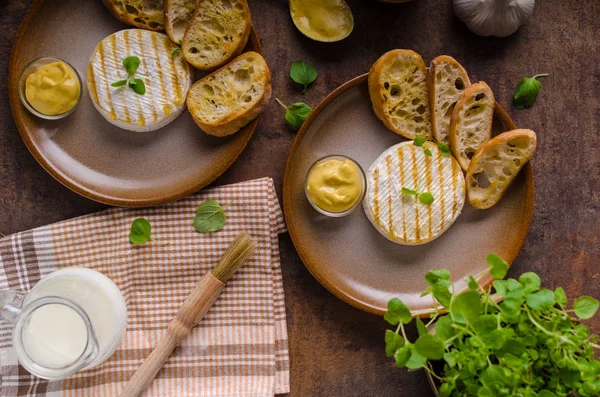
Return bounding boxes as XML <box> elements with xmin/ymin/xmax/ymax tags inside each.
<box><xmin>276</xmin><ymin>99</ymin><xmax>312</xmax><ymax>131</ymax></box>
<box><xmin>384</xmin><ymin>330</ymin><xmax>404</xmax><ymax>357</ymax></box>
<box><xmin>416</xmin><ymin>318</ymin><xmax>427</xmax><ymax>336</ymax></box>
<box><xmin>435</xmin><ymin>315</ymin><xmax>455</xmax><ymax>341</ymax></box>
<box><xmin>513</xmin><ymin>74</ymin><xmax>548</xmax><ymax>109</ymax></box>
<box><xmin>555</xmin><ymin>287</ymin><xmax>568</xmax><ymax>306</ymax></box>
<box><xmin>437</xmin><ymin>143</ymin><xmax>451</xmax><ymax>156</ymax></box>
<box><xmin>519</xmin><ymin>272</ymin><xmax>541</xmax><ymax>294</ymax></box>
<box><xmin>423</xmin><ymin>148</ymin><xmax>433</xmax><ymax>157</ymax></box>
<box><xmin>574</xmin><ymin>296</ymin><xmax>600</xmax><ymax>319</ymax></box>
<box><xmin>487</xmin><ymin>254</ymin><xmax>509</xmax><ymax>279</ymax></box>
<box><xmin>123</xmin><ymin>55</ymin><xmax>141</xmax><ymax>75</ymax></box>
<box><xmin>418</xmin><ymin>192</ymin><xmax>434</xmax><ymax>205</ymax></box>
<box><xmin>384</xmin><ymin>298</ymin><xmax>412</xmax><ymax>325</ymax></box>
<box><xmin>452</xmin><ymin>291</ymin><xmax>481</xmax><ymax>324</ymax></box>
<box><xmin>401</xmin><ymin>187</ymin><xmax>417</xmax><ymax>196</ymax></box>
<box><xmin>290</xmin><ymin>61</ymin><xmax>317</xmax><ymax>93</ymax></box>
<box><xmin>395</xmin><ymin>345</ymin><xmax>411</xmax><ymax>367</ymax></box>
<box><xmin>425</xmin><ymin>270</ymin><xmax>450</xmax><ymax>286</ymax></box>
<box><xmin>131</xmin><ymin>78</ymin><xmax>146</xmax><ymax>95</ymax></box>
<box><xmin>129</xmin><ymin>218</ymin><xmax>151</xmax><ymax>244</ymax></box>
<box><xmin>111</xmin><ymin>79</ymin><xmax>128</xmax><ymax>87</ymax></box>
<box><xmin>194</xmin><ymin>200</ymin><xmax>226</xmax><ymax>233</ymax></box>
<box><xmin>415</xmin><ymin>333</ymin><xmax>445</xmax><ymax>360</ymax></box>
<box><xmin>413</xmin><ymin>136</ymin><xmax>426</xmax><ymax>147</ymax></box>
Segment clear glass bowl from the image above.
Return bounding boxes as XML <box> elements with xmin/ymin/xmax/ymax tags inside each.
<box><xmin>305</xmin><ymin>155</ymin><xmax>367</xmax><ymax>217</ymax></box>
<box><xmin>18</xmin><ymin>57</ymin><xmax>83</xmax><ymax>120</ymax></box>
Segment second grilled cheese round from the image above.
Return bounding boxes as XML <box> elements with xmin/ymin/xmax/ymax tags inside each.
<box><xmin>87</xmin><ymin>29</ymin><xmax>193</xmax><ymax>132</ymax></box>
<box><xmin>363</xmin><ymin>141</ymin><xmax>466</xmax><ymax>245</ymax></box>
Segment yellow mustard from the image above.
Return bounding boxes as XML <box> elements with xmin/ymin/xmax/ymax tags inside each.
<box><xmin>25</xmin><ymin>62</ymin><xmax>80</xmax><ymax>115</ymax></box>
<box><xmin>289</xmin><ymin>0</ymin><xmax>354</xmax><ymax>42</ymax></box>
<box><xmin>306</xmin><ymin>158</ymin><xmax>363</xmax><ymax>213</ymax></box>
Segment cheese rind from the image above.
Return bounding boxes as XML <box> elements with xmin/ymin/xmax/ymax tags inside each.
<box><xmin>363</xmin><ymin>141</ymin><xmax>466</xmax><ymax>245</ymax></box>
<box><xmin>87</xmin><ymin>29</ymin><xmax>193</xmax><ymax>132</ymax></box>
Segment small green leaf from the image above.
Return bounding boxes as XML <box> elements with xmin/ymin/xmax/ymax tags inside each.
<box><xmin>513</xmin><ymin>73</ymin><xmax>548</xmax><ymax>109</ymax></box>
<box><xmin>413</xmin><ymin>136</ymin><xmax>426</xmax><ymax>147</ymax></box>
<box><xmin>416</xmin><ymin>318</ymin><xmax>427</xmax><ymax>336</ymax></box>
<box><xmin>290</xmin><ymin>61</ymin><xmax>317</xmax><ymax>93</ymax></box>
<box><xmin>405</xmin><ymin>346</ymin><xmax>427</xmax><ymax>370</ymax></box>
<box><xmin>468</xmin><ymin>276</ymin><xmax>479</xmax><ymax>291</ymax></box>
<box><xmin>431</xmin><ymin>280</ymin><xmax>452</xmax><ymax>308</ymax></box>
<box><xmin>519</xmin><ymin>272</ymin><xmax>541</xmax><ymax>294</ymax></box>
<box><xmin>423</xmin><ymin>148</ymin><xmax>433</xmax><ymax>157</ymax></box>
<box><xmin>129</xmin><ymin>218</ymin><xmax>151</xmax><ymax>244</ymax></box>
<box><xmin>425</xmin><ymin>270</ymin><xmax>450</xmax><ymax>286</ymax></box>
<box><xmin>437</xmin><ymin>143</ymin><xmax>451</xmax><ymax>156</ymax></box>
<box><xmin>493</xmin><ymin>280</ymin><xmax>508</xmax><ymax>296</ymax></box>
<box><xmin>171</xmin><ymin>47</ymin><xmax>181</xmax><ymax>57</ymax></box>
<box><xmin>452</xmin><ymin>291</ymin><xmax>481</xmax><ymax>324</ymax></box>
<box><xmin>435</xmin><ymin>315</ymin><xmax>455</xmax><ymax>341</ymax></box>
<box><xmin>276</xmin><ymin>99</ymin><xmax>312</xmax><ymax>131</ymax></box>
<box><xmin>487</xmin><ymin>254</ymin><xmax>509</xmax><ymax>279</ymax></box>
<box><xmin>395</xmin><ymin>346</ymin><xmax>411</xmax><ymax>367</ymax></box>
<box><xmin>401</xmin><ymin>187</ymin><xmax>417</xmax><ymax>196</ymax></box>
<box><xmin>555</xmin><ymin>287</ymin><xmax>568</xmax><ymax>306</ymax></box>
<box><xmin>418</xmin><ymin>192</ymin><xmax>434</xmax><ymax>205</ymax></box>
<box><xmin>384</xmin><ymin>298</ymin><xmax>412</xmax><ymax>325</ymax></box>
<box><xmin>123</xmin><ymin>55</ymin><xmax>141</xmax><ymax>75</ymax></box>
<box><xmin>194</xmin><ymin>200</ymin><xmax>227</xmax><ymax>233</ymax></box>
<box><xmin>415</xmin><ymin>334</ymin><xmax>445</xmax><ymax>360</ymax></box>
<box><xmin>384</xmin><ymin>330</ymin><xmax>404</xmax><ymax>357</ymax></box>
<box><xmin>574</xmin><ymin>296</ymin><xmax>600</xmax><ymax>320</ymax></box>
<box><xmin>111</xmin><ymin>79</ymin><xmax>128</xmax><ymax>87</ymax></box>
<box><xmin>130</xmin><ymin>78</ymin><xmax>146</xmax><ymax>95</ymax></box>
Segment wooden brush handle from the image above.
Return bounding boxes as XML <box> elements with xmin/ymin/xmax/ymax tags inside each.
<box><xmin>119</xmin><ymin>233</ymin><xmax>256</xmax><ymax>397</ymax></box>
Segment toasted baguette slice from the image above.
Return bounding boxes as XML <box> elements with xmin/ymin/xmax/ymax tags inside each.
<box><xmin>165</xmin><ymin>0</ymin><xmax>197</xmax><ymax>44</ymax></box>
<box><xmin>428</xmin><ymin>56</ymin><xmax>471</xmax><ymax>144</ymax></box>
<box><xmin>187</xmin><ymin>51</ymin><xmax>271</xmax><ymax>136</ymax></box>
<box><xmin>101</xmin><ymin>0</ymin><xmax>164</xmax><ymax>31</ymax></box>
<box><xmin>182</xmin><ymin>0</ymin><xmax>251</xmax><ymax>71</ymax></box>
<box><xmin>449</xmin><ymin>82</ymin><xmax>495</xmax><ymax>171</ymax></box>
<box><xmin>368</xmin><ymin>49</ymin><xmax>432</xmax><ymax>140</ymax></box>
<box><xmin>466</xmin><ymin>129</ymin><xmax>536</xmax><ymax>209</ymax></box>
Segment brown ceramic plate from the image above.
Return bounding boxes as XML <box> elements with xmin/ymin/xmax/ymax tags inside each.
<box><xmin>283</xmin><ymin>74</ymin><xmax>534</xmax><ymax>316</ymax></box>
<box><xmin>8</xmin><ymin>0</ymin><xmax>263</xmax><ymax>207</ymax></box>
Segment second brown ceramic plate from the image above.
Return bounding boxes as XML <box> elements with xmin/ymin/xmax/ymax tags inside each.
<box><xmin>284</xmin><ymin>74</ymin><xmax>534</xmax><ymax>316</ymax></box>
<box><xmin>9</xmin><ymin>0</ymin><xmax>263</xmax><ymax>207</ymax></box>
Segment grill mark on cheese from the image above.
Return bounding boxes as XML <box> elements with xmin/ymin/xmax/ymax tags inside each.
<box><xmin>385</xmin><ymin>156</ymin><xmax>395</xmax><ymax>239</ymax></box>
<box><xmin>136</xmin><ymin>30</ymin><xmax>156</xmax><ymax>125</ymax></box>
<box><xmin>451</xmin><ymin>159</ymin><xmax>458</xmax><ymax>218</ymax></box>
<box><xmin>123</xmin><ymin>30</ymin><xmax>146</xmax><ymax>127</ymax></box>
<box><xmin>160</xmin><ymin>38</ymin><xmax>181</xmax><ymax>111</ymax></box>
<box><xmin>98</xmin><ymin>42</ymin><xmax>117</xmax><ymax>120</ymax></box>
<box><xmin>111</xmin><ymin>34</ymin><xmax>132</xmax><ymax>124</ymax></box>
<box><xmin>373</xmin><ymin>168</ymin><xmax>381</xmax><ymax>227</ymax></box>
<box><xmin>424</xmin><ymin>149</ymin><xmax>433</xmax><ymax>240</ymax></box>
<box><xmin>396</xmin><ymin>146</ymin><xmax>407</xmax><ymax>240</ymax></box>
<box><xmin>170</xmin><ymin>46</ymin><xmax>183</xmax><ymax>107</ymax></box>
<box><xmin>436</xmin><ymin>150</ymin><xmax>446</xmax><ymax>231</ymax></box>
<box><xmin>410</xmin><ymin>147</ymin><xmax>421</xmax><ymax>243</ymax></box>
<box><xmin>151</xmin><ymin>33</ymin><xmax>172</xmax><ymax>117</ymax></box>
<box><xmin>87</xmin><ymin>63</ymin><xmax>99</xmax><ymax>106</ymax></box>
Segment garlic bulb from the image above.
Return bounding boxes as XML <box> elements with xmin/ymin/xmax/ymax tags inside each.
<box><xmin>453</xmin><ymin>0</ymin><xmax>535</xmax><ymax>37</ymax></box>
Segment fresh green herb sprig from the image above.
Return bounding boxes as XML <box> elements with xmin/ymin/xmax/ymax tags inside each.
<box><xmin>514</xmin><ymin>73</ymin><xmax>549</xmax><ymax>109</ymax></box>
<box><xmin>437</xmin><ymin>143</ymin><xmax>451</xmax><ymax>157</ymax></box>
<box><xmin>129</xmin><ymin>218</ymin><xmax>168</xmax><ymax>245</ymax></box>
<box><xmin>290</xmin><ymin>61</ymin><xmax>317</xmax><ymax>93</ymax></box>
<box><xmin>194</xmin><ymin>200</ymin><xmax>227</xmax><ymax>233</ymax></box>
<box><xmin>401</xmin><ymin>183</ymin><xmax>435</xmax><ymax>205</ymax></box>
<box><xmin>111</xmin><ymin>56</ymin><xmax>146</xmax><ymax>95</ymax></box>
<box><xmin>276</xmin><ymin>98</ymin><xmax>312</xmax><ymax>131</ymax></box>
<box><xmin>414</xmin><ymin>137</ymin><xmax>448</xmax><ymax>157</ymax></box>
<box><xmin>384</xmin><ymin>254</ymin><xmax>600</xmax><ymax>397</ymax></box>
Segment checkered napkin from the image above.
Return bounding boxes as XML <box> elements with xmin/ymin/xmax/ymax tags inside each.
<box><xmin>0</xmin><ymin>177</ymin><xmax>289</xmax><ymax>397</ymax></box>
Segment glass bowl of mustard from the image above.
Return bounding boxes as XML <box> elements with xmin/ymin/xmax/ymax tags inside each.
<box><xmin>305</xmin><ymin>155</ymin><xmax>367</xmax><ymax>217</ymax></box>
<box><xmin>18</xmin><ymin>57</ymin><xmax>82</xmax><ymax>120</ymax></box>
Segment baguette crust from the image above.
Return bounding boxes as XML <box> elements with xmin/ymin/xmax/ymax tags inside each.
<box><xmin>182</xmin><ymin>0</ymin><xmax>251</xmax><ymax>71</ymax></box>
<box><xmin>186</xmin><ymin>51</ymin><xmax>271</xmax><ymax>136</ymax></box>
<box><xmin>428</xmin><ymin>55</ymin><xmax>471</xmax><ymax>144</ymax></box>
<box><xmin>449</xmin><ymin>82</ymin><xmax>495</xmax><ymax>171</ymax></box>
<box><xmin>368</xmin><ymin>49</ymin><xmax>432</xmax><ymax>140</ymax></box>
<box><xmin>101</xmin><ymin>0</ymin><xmax>165</xmax><ymax>31</ymax></box>
<box><xmin>164</xmin><ymin>0</ymin><xmax>197</xmax><ymax>44</ymax></box>
<box><xmin>466</xmin><ymin>129</ymin><xmax>537</xmax><ymax>209</ymax></box>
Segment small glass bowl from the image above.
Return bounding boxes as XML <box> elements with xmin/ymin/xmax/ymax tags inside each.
<box><xmin>305</xmin><ymin>155</ymin><xmax>367</xmax><ymax>217</ymax></box>
<box><xmin>18</xmin><ymin>57</ymin><xmax>83</xmax><ymax>120</ymax></box>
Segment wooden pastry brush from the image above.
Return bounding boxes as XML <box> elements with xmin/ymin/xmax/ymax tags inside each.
<box><xmin>119</xmin><ymin>232</ymin><xmax>257</xmax><ymax>397</ymax></box>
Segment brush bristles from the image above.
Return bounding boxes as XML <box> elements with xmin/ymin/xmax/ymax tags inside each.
<box><xmin>211</xmin><ymin>232</ymin><xmax>257</xmax><ymax>283</ymax></box>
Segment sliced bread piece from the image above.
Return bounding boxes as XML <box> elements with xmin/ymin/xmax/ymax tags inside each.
<box><xmin>101</xmin><ymin>0</ymin><xmax>164</xmax><ymax>31</ymax></box>
<box><xmin>165</xmin><ymin>0</ymin><xmax>197</xmax><ymax>44</ymax></box>
<box><xmin>466</xmin><ymin>129</ymin><xmax>537</xmax><ymax>209</ymax></box>
<box><xmin>449</xmin><ymin>82</ymin><xmax>495</xmax><ymax>171</ymax></box>
<box><xmin>182</xmin><ymin>0</ymin><xmax>251</xmax><ymax>71</ymax></box>
<box><xmin>428</xmin><ymin>55</ymin><xmax>471</xmax><ymax>144</ymax></box>
<box><xmin>186</xmin><ymin>51</ymin><xmax>271</xmax><ymax>136</ymax></box>
<box><xmin>368</xmin><ymin>49</ymin><xmax>432</xmax><ymax>140</ymax></box>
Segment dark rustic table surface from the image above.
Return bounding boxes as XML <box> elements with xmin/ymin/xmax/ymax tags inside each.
<box><xmin>1</xmin><ymin>1</ymin><xmax>599</xmax><ymax>396</ymax></box>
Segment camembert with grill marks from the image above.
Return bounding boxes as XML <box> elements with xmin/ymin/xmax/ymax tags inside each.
<box><xmin>363</xmin><ymin>141</ymin><xmax>466</xmax><ymax>245</ymax></box>
<box><xmin>87</xmin><ymin>29</ymin><xmax>193</xmax><ymax>132</ymax></box>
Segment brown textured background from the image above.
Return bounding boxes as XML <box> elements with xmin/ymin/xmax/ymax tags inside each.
<box><xmin>1</xmin><ymin>1</ymin><xmax>599</xmax><ymax>396</ymax></box>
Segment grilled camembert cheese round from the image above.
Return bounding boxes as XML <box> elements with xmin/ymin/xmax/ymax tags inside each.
<box><xmin>87</xmin><ymin>29</ymin><xmax>193</xmax><ymax>132</ymax></box>
<box><xmin>363</xmin><ymin>141</ymin><xmax>466</xmax><ymax>245</ymax></box>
